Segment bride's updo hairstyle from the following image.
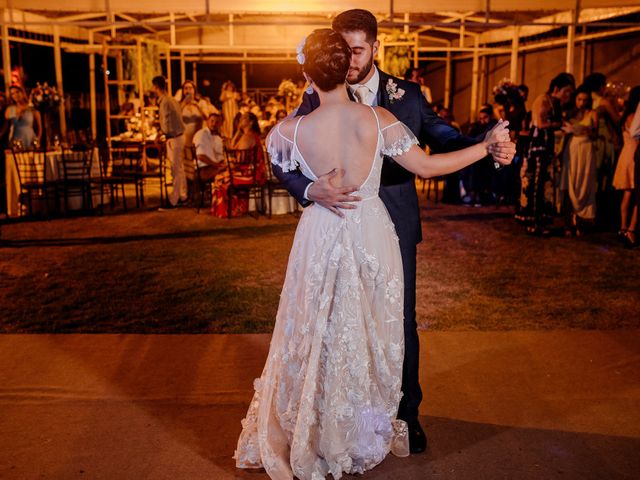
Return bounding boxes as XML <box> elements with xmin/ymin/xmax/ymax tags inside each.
<box><xmin>303</xmin><ymin>29</ymin><xmax>351</xmax><ymax>92</ymax></box>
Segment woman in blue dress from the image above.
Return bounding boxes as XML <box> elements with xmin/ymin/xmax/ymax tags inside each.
<box><xmin>3</xmin><ymin>86</ymin><xmax>42</xmax><ymax>148</ymax></box>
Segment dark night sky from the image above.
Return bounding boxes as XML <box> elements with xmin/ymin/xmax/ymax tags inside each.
<box><xmin>12</xmin><ymin>43</ymin><xmax>304</xmax><ymax>100</ymax></box>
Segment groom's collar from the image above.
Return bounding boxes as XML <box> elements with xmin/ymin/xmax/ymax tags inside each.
<box><xmin>349</xmin><ymin>66</ymin><xmax>380</xmax><ymax>97</ymax></box>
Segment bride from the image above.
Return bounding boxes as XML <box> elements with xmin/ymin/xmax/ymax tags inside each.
<box><xmin>234</xmin><ymin>29</ymin><xmax>509</xmax><ymax>480</ymax></box>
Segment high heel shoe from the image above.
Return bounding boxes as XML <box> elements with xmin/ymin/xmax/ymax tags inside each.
<box><xmin>622</xmin><ymin>231</ymin><xmax>638</xmax><ymax>249</ymax></box>
<box><xmin>390</xmin><ymin>419</ymin><xmax>410</xmax><ymax>457</ymax></box>
<box><xmin>617</xmin><ymin>229</ymin><xmax>629</xmax><ymax>242</ymax></box>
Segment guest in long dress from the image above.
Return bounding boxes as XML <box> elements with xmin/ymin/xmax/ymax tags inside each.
<box><xmin>612</xmin><ymin>86</ymin><xmax>640</xmax><ymax>247</ymax></box>
<box><xmin>584</xmin><ymin>73</ymin><xmax>621</xmax><ymax>193</ymax></box>
<box><xmin>633</xmin><ymin>102</ymin><xmax>640</xmax><ymax>248</ymax></box>
<box><xmin>1</xmin><ymin>86</ymin><xmax>41</xmax><ymax>148</ymax></box>
<box><xmin>520</xmin><ymin>73</ymin><xmax>575</xmax><ymax>235</ymax></box>
<box><xmin>179</xmin><ymin>80</ymin><xmax>207</xmax><ymax>147</ymax></box>
<box><xmin>179</xmin><ymin>80</ymin><xmax>207</xmax><ymax>191</ymax></box>
<box><xmin>219</xmin><ymin>81</ymin><xmax>240</xmax><ymax>140</ymax></box>
<box><xmin>560</xmin><ymin>86</ymin><xmax>598</xmax><ymax>235</ymax></box>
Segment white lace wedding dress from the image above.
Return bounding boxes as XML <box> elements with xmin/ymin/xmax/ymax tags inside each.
<box><xmin>234</xmin><ymin>108</ymin><xmax>418</xmax><ymax>480</ymax></box>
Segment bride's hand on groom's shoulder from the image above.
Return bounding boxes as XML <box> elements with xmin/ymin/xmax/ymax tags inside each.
<box><xmin>485</xmin><ymin>120</ymin><xmax>515</xmax><ymax>166</ymax></box>
<box><xmin>307</xmin><ymin>168</ymin><xmax>362</xmax><ymax>217</ymax></box>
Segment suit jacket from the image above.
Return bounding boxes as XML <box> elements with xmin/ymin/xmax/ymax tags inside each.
<box><xmin>272</xmin><ymin>69</ymin><xmax>479</xmax><ymax>245</ymax></box>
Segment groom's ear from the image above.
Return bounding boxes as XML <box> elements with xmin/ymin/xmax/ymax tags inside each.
<box><xmin>371</xmin><ymin>39</ymin><xmax>380</xmax><ymax>58</ymax></box>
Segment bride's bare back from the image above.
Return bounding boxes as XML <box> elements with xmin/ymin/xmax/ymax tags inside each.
<box><xmin>278</xmin><ymin>103</ymin><xmax>381</xmax><ymax>188</ymax></box>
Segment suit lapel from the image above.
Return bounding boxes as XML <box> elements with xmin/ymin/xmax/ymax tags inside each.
<box><xmin>377</xmin><ymin>70</ymin><xmax>390</xmax><ymax>109</ymax></box>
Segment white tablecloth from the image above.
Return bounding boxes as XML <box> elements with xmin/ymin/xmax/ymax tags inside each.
<box><xmin>5</xmin><ymin>149</ymin><xmax>100</xmax><ymax>217</ymax></box>
<box><xmin>249</xmin><ymin>189</ymin><xmax>299</xmax><ymax>216</ymax></box>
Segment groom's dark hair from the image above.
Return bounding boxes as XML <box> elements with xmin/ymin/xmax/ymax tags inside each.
<box><xmin>332</xmin><ymin>9</ymin><xmax>378</xmax><ymax>44</ymax></box>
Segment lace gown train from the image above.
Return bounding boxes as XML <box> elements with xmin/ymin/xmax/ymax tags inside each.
<box><xmin>234</xmin><ymin>110</ymin><xmax>417</xmax><ymax>479</ymax></box>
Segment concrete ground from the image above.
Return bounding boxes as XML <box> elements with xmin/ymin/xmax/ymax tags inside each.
<box><xmin>1</xmin><ymin>331</ymin><xmax>638</xmax><ymax>480</ymax></box>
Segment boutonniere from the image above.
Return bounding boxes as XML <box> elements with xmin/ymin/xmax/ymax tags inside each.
<box><xmin>386</xmin><ymin>79</ymin><xmax>405</xmax><ymax>104</ymax></box>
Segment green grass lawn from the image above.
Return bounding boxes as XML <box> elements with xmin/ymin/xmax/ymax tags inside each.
<box><xmin>1</xmin><ymin>198</ymin><xmax>638</xmax><ymax>333</ymax></box>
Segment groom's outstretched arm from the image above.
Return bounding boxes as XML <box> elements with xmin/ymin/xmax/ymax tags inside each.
<box><xmin>417</xmin><ymin>94</ymin><xmax>477</xmax><ymax>153</ymax></box>
<box><xmin>416</xmin><ymin>91</ymin><xmax>515</xmax><ymax>163</ymax></box>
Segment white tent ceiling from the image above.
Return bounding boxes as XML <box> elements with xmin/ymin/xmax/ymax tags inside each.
<box><xmin>1</xmin><ymin>1</ymin><xmax>639</xmax><ymax>59</ymax></box>
<box><xmin>4</xmin><ymin>0</ymin><xmax>640</xmax><ymax>14</ymax></box>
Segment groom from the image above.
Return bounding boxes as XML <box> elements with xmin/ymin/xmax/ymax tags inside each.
<box><xmin>273</xmin><ymin>9</ymin><xmax>515</xmax><ymax>453</ymax></box>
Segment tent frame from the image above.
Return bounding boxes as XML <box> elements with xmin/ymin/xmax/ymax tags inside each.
<box><xmin>2</xmin><ymin>4</ymin><xmax>639</xmax><ymax>135</ymax></box>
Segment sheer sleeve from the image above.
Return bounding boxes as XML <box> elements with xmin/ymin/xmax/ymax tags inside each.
<box><xmin>381</xmin><ymin>121</ymin><xmax>419</xmax><ymax>157</ymax></box>
<box><xmin>267</xmin><ymin>123</ymin><xmax>300</xmax><ymax>173</ymax></box>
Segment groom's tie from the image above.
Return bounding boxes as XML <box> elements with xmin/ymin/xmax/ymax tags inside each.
<box><xmin>353</xmin><ymin>85</ymin><xmax>370</xmax><ymax>105</ymax></box>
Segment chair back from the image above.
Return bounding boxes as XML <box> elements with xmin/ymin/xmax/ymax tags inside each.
<box><xmin>143</xmin><ymin>141</ymin><xmax>166</xmax><ymax>177</ymax></box>
<box><xmin>110</xmin><ymin>142</ymin><xmax>144</xmax><ymax>177</ymax></box>
<box><xmin>59</xmin><ymin>145</ymin><xmax>93</xmax><ymax>182</ymax></box>
<box><xmin>225</xmin><ymin>146</ymin><xmax>261</xmax><ymax>186</ymax></box>
<box><xmin>11</xmin><ymin>148</ymin><xmax>47</xmax><ymax>188</ymax></box>
<box><xmin>179</xmin><ymin>143</ymin><xmax>193</xmax><ymax>181</ymax></box>
<box><xmin>263</xmin><ymin>145</ymin><xmax>278</xmax><ymax>183</ymax></box>
<box><xmin>190</xmin><ymin>145</ymin><xmax>200</xmax><ymax>177</ymax></box>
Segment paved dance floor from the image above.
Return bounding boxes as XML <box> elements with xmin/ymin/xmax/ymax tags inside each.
<box><xmin>1</xmin><ymin>331</ymin><xmax>638</xmax><ymax>479</ymax></box>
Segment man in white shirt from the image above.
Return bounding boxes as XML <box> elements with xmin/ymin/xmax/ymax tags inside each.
<box><xmin>193</xmin><ymin>113</ymin><xmax>226</xmax><ymax>181</ymax></box>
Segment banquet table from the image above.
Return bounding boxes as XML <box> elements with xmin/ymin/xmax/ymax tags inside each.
<box><xmin>5</xmin><ymin>148</ymin><xmax>100</xmax><ymax>217</ymax></box>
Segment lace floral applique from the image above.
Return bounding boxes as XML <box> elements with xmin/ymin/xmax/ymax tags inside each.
<box><xmin>381</xmin><ymin>121</ymin><xmax>419</xmax><ymax>157</ymax></box>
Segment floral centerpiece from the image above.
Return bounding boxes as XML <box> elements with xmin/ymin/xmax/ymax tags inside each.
<box><xmin>278</xmin><ymin>79</ymin><xmax>297</xmax><ymax>99</ymax></box>
<box><xmin>29</xmin><ymin>82</ymin><xmax>64</xmax><ymax>150</ymax></box>
<box><xmin>30</xmin><ymin>82</ymin><xmax>63</xmax><ymax>110</ymax></box>
<box><xmin>125</xmin><ymin>109</ymin><xmax>159</xmax><ymax>140</ymax></box>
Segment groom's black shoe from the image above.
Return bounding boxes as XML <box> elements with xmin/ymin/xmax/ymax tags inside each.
<box><xmin>408</xmin><ymin>419</ymin><xmax>427</xmax><ymax>453</ymax></box>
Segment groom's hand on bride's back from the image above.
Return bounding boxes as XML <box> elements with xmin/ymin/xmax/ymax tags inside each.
<box><xmin>307</xmin><ymin>168</ymin><xmax>362</xmax><ymax>217</ymax></box>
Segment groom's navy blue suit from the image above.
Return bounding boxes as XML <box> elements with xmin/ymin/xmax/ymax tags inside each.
<box><xmin>273</xmin><ymin>69</ymin><xmax>479</xmax><ymax>422</ymax></box>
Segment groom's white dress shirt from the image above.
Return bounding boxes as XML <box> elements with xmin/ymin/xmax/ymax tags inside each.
<box><xmin>349</xmin><ymin>67</ymin><xmax>380</xmax><ymax>107</ymax></box>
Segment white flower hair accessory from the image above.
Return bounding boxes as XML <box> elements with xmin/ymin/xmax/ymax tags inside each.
<box><xmin>386</xmin><ymin>79</ymin><xmax>406</xmax><ymax>104</ymax></box>
<box><xmin>296</xmin><ymin>37</ymin><xmax>306</xmax><ymax>65</ymax></box>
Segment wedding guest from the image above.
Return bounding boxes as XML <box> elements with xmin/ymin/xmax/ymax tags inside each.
<box><xmin>179</xmin><ymin>80</ymin><xmax>206</xmax><ymax>147</ymax></box>
<box><xmin>151</xmin><ymin>75</ymin><xmax>187</xmax><ymax>207</ymax></box>
<box><xmin>632</xmin><ymin>100</ymin><xmax>640</xmax><ymax>248</ymax></box>
<box><xmin>560</xmin><ymin>85</ymin><xmax>598</xmax><ymax>235</ymax></box>
<box><xmin>613</xmin><ymin>86</ymin><xmax>640</xmax><ymax>247</ymax></box>
<box><xmin>584</xmin><ymin>72</ymin><xmax>620</xmax><ymax>193</ymax></box>
<box><xmin>463</xmin><ymin>104</ymin><xmax>498</xmax><ymax>206</ymax></box>
<box><xmin>193</xmin><ymin>113</ymin><xmax>226</xmax><ymax>181</ymax></box>
<box><xmin>219</xmin><ymin>81</ymin><xmax>240</xmax><ymax>139</ymax></box>
<box><xmin>520</xmin><ymin>72</ymin><xmax>575</xmax><ymax>235</ymax></box>
<box><xmin>404</xmin><ymin>67</ymin><xmax>432</xmax><ymax>103</ymax></box>
<box><xmin>1</xmin><ymin>85</ymin><xmax>41</xmax><ymax>148</ymax></box>
<box><xmin>211</xmin><ymin>112</ymin><xmax>267</xmax><ymax>218</ymax></box>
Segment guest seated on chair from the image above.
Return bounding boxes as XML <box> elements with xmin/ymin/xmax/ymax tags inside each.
<box><xmin>193</xmin><ymin>113</ymin><xmax>226</xmax><ymax>181</ymax></box>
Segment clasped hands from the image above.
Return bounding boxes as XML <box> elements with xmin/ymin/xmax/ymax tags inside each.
<box><xmin>485</xmin><ymin>120</ymin><xmax>516</xmax><ymax>166</ymax></box>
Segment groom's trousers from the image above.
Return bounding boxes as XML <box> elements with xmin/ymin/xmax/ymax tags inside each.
<box><xmin>379</xmin><ymin>181</ymin><xmax>423</xmax><ymax>423</ymax></box>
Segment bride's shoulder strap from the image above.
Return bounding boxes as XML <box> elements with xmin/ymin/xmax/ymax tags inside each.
<box><xmin>368</xmin><ymin>106</ymin><xmax>383</xmax><ymax>134</ymax></box>
<box><xmin>293</xmin><ymin>115</ymin><xmax>304</xmax><ymax>144</ymax></box>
